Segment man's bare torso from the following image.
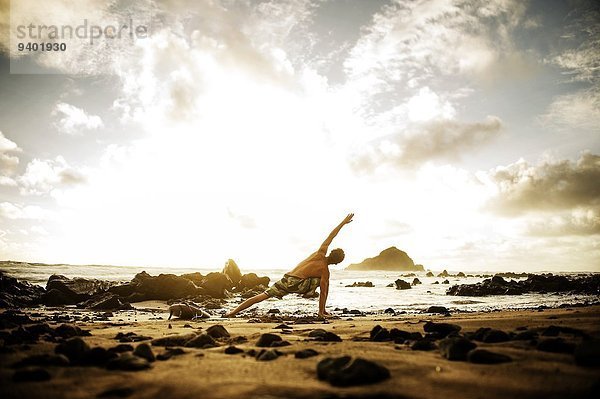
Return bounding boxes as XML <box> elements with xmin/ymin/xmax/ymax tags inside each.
<box><xmin>287</xmin><ymin>251</ymin><xmax>327</xmax><ymax>279</ymax></box>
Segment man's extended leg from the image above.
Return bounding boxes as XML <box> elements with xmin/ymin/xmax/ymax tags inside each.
<box><xmin>224</xmin><ymin>293</ymin><xmax>269</xmax><ymax>317</ymax></box>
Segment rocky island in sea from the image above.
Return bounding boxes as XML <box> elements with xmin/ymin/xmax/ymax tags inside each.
<box><xmin>346</xmin><ymin>247</ymin><xmax>425</xmax><ymax>271</ymax></box>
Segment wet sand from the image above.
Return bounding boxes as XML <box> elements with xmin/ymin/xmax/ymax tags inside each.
<box><xmin>1</xmin><ymin>304</ymin><xmax>599</xmax><ymax>399</ymax></box>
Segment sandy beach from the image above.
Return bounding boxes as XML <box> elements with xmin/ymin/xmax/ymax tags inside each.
<box><xmin>1</xmin><ymin>303</ymin><xmax>599</xmax><ymax>399</ymax></box>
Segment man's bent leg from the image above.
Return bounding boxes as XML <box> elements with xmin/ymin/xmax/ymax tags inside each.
<box><xmin>224</xmin><ymin>293</ymin><xmax>269</xmax><ymax>317</ymax></box>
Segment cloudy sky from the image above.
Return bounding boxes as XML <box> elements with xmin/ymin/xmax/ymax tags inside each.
<box><xmin>0</xmin><ymin>0</ymin><xmax>598</xmax><ymax>272</ymax></box>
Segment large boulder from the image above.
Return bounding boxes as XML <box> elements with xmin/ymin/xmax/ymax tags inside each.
<box><xmin>134</xmin><ymin>273</ymin><xmax>201</xmax><ymax>300</ymax></box>
<box><xmin>45</xmin><ymin>275</ymin><xmax>114</xmax><ymax>304</ymax></box>
<box><xmin>179</xmin><ymin>272</ymin><xmax>203</xmax><ymax>286</ymax></box>
<box><xmin>198</xmin><ymin>272</ymin><xmax>233</xmax><ymax>299</ymax></box>
<box><xmin>346</xmin><ymin>247</ymin><xmax>424</xmax><ymax>271</ymax></box>
<box><xmin>0</xmin><ymin>272</ymin><xmax>45</xmax><ymax>308</ymax></box>
<box><xmin>222</xmin><ymin>259</ymin><xmax>242</xmax><ymax>287</ymax></box>
<box><xmin>238</xmin><ymin>273</ymin><xmax>270</xmax><ymax>291</ymax></box>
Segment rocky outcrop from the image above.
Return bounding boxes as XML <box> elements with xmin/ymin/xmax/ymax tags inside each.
<box><xmin>222</xmin><ymin>259</ymin><xmax>242</xmax><ymax>286</ymax></box>
<box><xmin>394</xmin><ymin>279</ymin><xmax>411</xmax><ymax>290</ymax></box>
<box><xmin>45</xmin><ymin>275</ymin><xmax>116</xmax><ymax>304</ymax></box>
<box><xmin>447</xmin><ymin>274</ymin><xmax>600</xmax><ymax>296</ymax></box>
<box><xmin>346</xmin><ymin>247</ymin><xmax>424</xmax><ymax>271</ymax></box>
<box><xmin>130</xmin><ymin>273</ymin><xmax>201</xmax><ymax>301</ymax></box>
<box><xmin>0</xmin><ymin>272</ymin><xmax>45</xmax><ymax>308</ymax></box>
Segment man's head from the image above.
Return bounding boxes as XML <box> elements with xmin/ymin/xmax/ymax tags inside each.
<box><xmin>326</xmin><ymin>248</ymin><xmax>345</xmax><ymax>265</ymax></box>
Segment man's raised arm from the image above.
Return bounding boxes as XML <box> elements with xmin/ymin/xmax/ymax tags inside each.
<box><xmin>317</xmin><ymin>213</ymin><xmax>354</xmax><ymax>254</ymax></box>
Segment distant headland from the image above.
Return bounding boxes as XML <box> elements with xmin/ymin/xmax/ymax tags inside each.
<box><xmin>346</xmin><ymin>247</ymin><xmax>425</xmax><ymax>271</ymax></box>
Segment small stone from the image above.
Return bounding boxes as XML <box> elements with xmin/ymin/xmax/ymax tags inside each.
<box><xmin>55</xmin><ymin>337</ymin><xmax>90</xmax><ymax>363</ymax></box>
<box><xmin>370</xmin><ymin>325</ymin><xmax>390</xmax><ymax>342</ymax></box>
<box><xmin>424</xmin><ymin>306</ymin><xmax>449</xmax><ymax>314</ymax></box>
<box><xmin>256</xmin><ymin>349</ymin><xmax>280</xmax><ymax>361</ymax></box>
<box><xmin>185</xmin><ymin>333</ymin><xmax>218</xmax><ymax>348</ymax></box>
<box><xmin>106</xmin><ymin>353</ymin><xmax>151</xmax><ymax>371</ymax></box>
<box><xmin>256</xmin><ymin>333</ymin><xmax>282</xmax><ymax>347</ymax></box>
<box><xmin>317</xmin><ymin>356</ymin><xmax>390</xmax><ymax>386</ymax></box>
<box><xmin>411</xmin><ymin>339</ymin><xmax>437</xmax><ymax>351</ymax></box>
<box><xmin>156</xmin><ymin>347</ymin><xmax>186</xmax><ymax>361</ymax></box>
<box><xmin>308</xmin><ymin>329</ymin><xmax>326</xmax><ymax>338</ymax></box>
<box><xmin>85</xmin><ymin>347</ymin><xmax>118</xmax><ymax>366</ymax></box>
<box><xmin>109</xmin><ymin>344</ymin><xmax>134</xmax><ymax>353</ymax></box>
<box><xmin>13</xmin><ymin>367</ymin><xmax>51</xmax><ymax>382</ymax></box>
<box><xmin>439</xmin><ymin>337</ymin><xmax>476</xmax><ymax>361</ymax></box>
<box><xmin>133</xmin><ymin>343</ymin><xmax>155</xmax><ymax>362</ymax></box>
<box><xmin>206</xmin><ymin>325</ymin><xmax>230</xmax><ymax>339</ymax></box>
<box><xmin>423</xmin><ymin>321</ymin><xmax>461</xmax><ymax>337</ymax></box>
<box><xmin>224</xmin><ymin>346</ymin><xmax>244</xmax><ymax>355</ymax></box>
<box><xmin>274</xmin><ymin>324</ymin><xmax>291</xmax><ymax>329</ymax></box>
<box><xmin>151</xmin><ymin>333</ymin><xmax>197</xmax><ymax>347</ymax></box>
<box><xmin>467</xmin><ymin>349</ymin><xmax>512</xmax><ymax>364</ymax></box>
<box><xmin>267</xmin><ymin>309</ymin><xmax>280</xmax><ymax>314</ymax></box>
<box><xmin>295</xmin><ymin>349</ymin><xmax>318</xmax><ymax>359</ymax></box>
<box><xmin>384</xmin><ymin>308</ymin><xmax>395</xmax><ymax>314</ymax></box>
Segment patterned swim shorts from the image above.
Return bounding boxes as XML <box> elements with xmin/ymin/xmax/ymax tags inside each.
<box><xmin>264</xmin><ymin>274</ymin><xmax>321</xmax><ymax>299</ymax></box>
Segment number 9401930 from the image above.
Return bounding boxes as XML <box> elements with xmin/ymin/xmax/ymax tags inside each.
<box><xmin>17</xmin><ymin>42</ymin><xmax>67</xmax><ymax>51</ymax></box>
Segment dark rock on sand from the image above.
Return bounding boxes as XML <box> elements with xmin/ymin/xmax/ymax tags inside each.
<box><xmin>412</xmin><ymin>278</ymin><xmax>422</xmax><ymax>285</ymax></box>
<box><xmin>345</xmin><ymin>281</ymin><xmax>374</xmax><ymax>287</ymax></box>
<box><xmin>438</xmin><ymin>270</ymin><xmax>450</xmax><ymax>278</ymax></box>
<box><xmin>84</xmin><ymin>347</ymin><xmax>118</xmax><ymax>366</ymax></box>
<box><xmin>55</xmin><ymin>337</ymin><xmax>91</xmax><ymax>363</ymax></box>
<box><xmin>224</xmin><ymin>346</ymin><xmax>244</xmax><ymax>355</ymax></box>
<box><xmin>536</xmin><ymin>338</ymin><xmax>575</xmax><ymax>354</ymax></box>
<box><xmin>256</xmin><ymin>333</ymin><xmax>282</xmax><ymax>347</ymax></box>
<box><xmin>295</xmin><ymin>349</ymin><xmax>319</xmax><ymax>358</ymax></box>
<box><xmin>467</xmin><ymin>349</ymin><xmax>512</xmax><ymax>364</ymax></box>
<box><xmin>513</xmin><ymin>330</ymin><xmax>538</xmax><ymax>341</ymax></box>
<box><xmin>423</xmin><ymin>321</ymin><xmax>461</xmax><ymax>337</ymax></box>
<box><xmin>222</xmin><ymin>259</ymin><xmax>243</xmax><ymax>287</ymax></box>
<box><xmin>442</xmin><ymin>279</ymin><xmax>450</xmax><ymax>284</ymax></box>
<box><xmin>384</xmin><ymin>308</ymin><xmax>395</xmax><ymax>314</ymax></box>
<box><xmin>55</xmin><ymin>323</ymin><xmax>91</xmax><ymax>338</ymax></box>
<box><xmin>426</xmin><ymin>272</ymin><xmax>434</xmax><ymax>277</ymax></box>
<box><xmin>312</xmin><ymin>331</ymin><xmax>343</xmax><ymax>342</ymax></box>
<box><xmin>115</xmin><ymin>332</ymin><xmax>152</xmax><ymax>343</ymax></box>
<box><xmin>424</xmin><ymin>306</ymin><xmax>450</xmax><ymax>314</ymax></box>
<box><xmin>206</xmin><ymin>325</ymin><xmax>230</xmax><ymax>339</ymax></box>
<box><xmin>185</xmin><ymin>333</ymin><xmax>218</xmax><ymax>348</ymax></box>
<box><xmin>133</xmin><ymin>343</ymin><xmax>155</xmax><ymax>362</ymax></box>
<box><xmin>156</xmin><ymin>347</ymin><xmax>186</xmax><ymax>361</ymax></box>
<box><xmin>395</xmin><ymin>279</ymin><xmax>411</xmax><ymax>290</ymax></box>
<box><xmin>13</xmin><ymin>353</ymin><xmax>70</xmax><ymax>368</ymax></box>
<box><xmin>317</xmin><ymin>356</ymin><xmax>390</xmax><ymax>386</ymax></box>
<box><xmin>13</xmin><ymin>367</ymin><xmax>52</xmax><ymax>382</ymax></box>
<box><xmin>439</xmin><ymin>337</ymin><xmax>477</xmax><ymax>361</ymax></box>
<box><xmin>256</xmin><ymin>349</ymin><xmax>281</xmax><ymax>361</ymax></box>
<box><xmin>151</xmin><ymin>333</ymin><xmax>197</xmax><ymax>347</ymax></box>
<box><xmin>370</xmin><ymin>325</ymin><xmax>390</xmax><ymax>342</ymax></box>
<box><xmin>411</xmin><ymin>339</ymin><xmax>437</xmax><ymax>351</ymax></box>
<box><xmin>41</xmin><ymin>289</ymin><xmax>73</xmax><ymax>306</ymax></box>
<box><xmin>106</xmin><ymin>353</ymin><xmax>151</xmax><ymax>371</ymax></box>
<box><xmin>470</xmin><ymin>328</ymin><xmax>511</xmax><ymax>343</ymax></box>
<box><xmin>574</xmin><ymin>339</ymin><xmax>600</xmax><ymax>367</ymax></box>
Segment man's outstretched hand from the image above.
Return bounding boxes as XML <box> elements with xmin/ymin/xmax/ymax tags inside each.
<box><xmin>341</xmin><ymin>213</ymin><xmax>354</xmax><ymax>225</ymax></box>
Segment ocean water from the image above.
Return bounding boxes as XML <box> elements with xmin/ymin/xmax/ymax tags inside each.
<box><xmin>2</xmin><ymin>263</ymin><xmax>598</xmax><ymax>314</ymax></box>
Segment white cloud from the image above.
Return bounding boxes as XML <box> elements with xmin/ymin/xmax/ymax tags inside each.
<box><xmin>0</xmin><ymin>202</ymin><xmax>50</xmax><ymax>220</ymax></box>
<box><xmin>53</xmin><ymin>102</ymin><xmax>103</xmax><ymax>134</ymax></box>
<box><xmin>539</xmin><ymin>89</ymin><xmax>600</xmax><ymax>132</ymax></box>
<box><xmin>0</xmin><ymin>130</ymin><xmax>22</xmax><ymax>175</ymax></box>
<box><xmin>18</xmin><ymin>156</ymin><xmax>86</xmax><ymax>196</ymax></box>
